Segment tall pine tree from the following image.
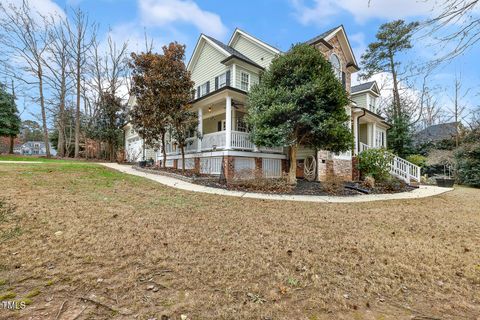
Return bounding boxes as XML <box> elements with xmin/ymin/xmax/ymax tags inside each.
<box><xmin>360</xmin><ymin>20</ymin><xmax>419</xmax><ymax>157</ymax></box>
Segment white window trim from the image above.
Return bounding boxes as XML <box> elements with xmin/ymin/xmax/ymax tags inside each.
<box><xmin>240</xmin><ymin>72</ymin><xmax>250</xmax><ymax>91</ymax></box>
<box><xmin>218</xmin><ymin>72</ymin><xmax>227</xmax><ymax>88</ymax></box>
<box><xmin>199</xmin><ymin>82</ymin><xmax>208</xmax><ymax>97</ymax></box>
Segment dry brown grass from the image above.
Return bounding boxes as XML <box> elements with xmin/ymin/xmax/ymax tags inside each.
<box><xmin>0</xmin><ymin>162</ymin><xmax>479</xmax><ymax>320</ymax></box>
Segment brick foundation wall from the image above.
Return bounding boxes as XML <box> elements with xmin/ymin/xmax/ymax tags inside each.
<box><xmin>352</xmin><ymin>157</ymin><xmax>360</xmax><ymax>181</ymax></box>
<box><xmin>194</xmin><ymin>157</ymin><xmax>200</xmax><ymax>175</ymax></box>
<box><xmin>317</xmin><ymin>151</ymin><xmax>353</xmax><ymax>182</ymax></box>
<box><xmin>223</xmin><ymin>156</ymin><xmax>235</xmax><ymax>181</ymax></box>
<box><xmin>255</xmin><ymin>157</ymin><xmax>262</xmax><ymax>178</ymax></box>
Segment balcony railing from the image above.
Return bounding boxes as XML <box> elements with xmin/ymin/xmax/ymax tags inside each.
<box><xmin>163</xmin><ymin>131</ymin><xmax>284</xmax><ymax>154</ymax></box>
<box><xmin>201</xmin><ymin>131</ymin><xmax>226</xmax><ymax>151</ymax></box>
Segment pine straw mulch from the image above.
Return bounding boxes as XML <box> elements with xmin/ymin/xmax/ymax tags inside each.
<box><xmin>0</xmin><ymin>162</ymin><xmax>479</xmax><ymax>320</ymax></box>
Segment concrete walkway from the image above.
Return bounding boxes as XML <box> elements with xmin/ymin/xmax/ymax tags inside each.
<box><xmin>100</xmin><ymin>163</ymin><xmax>453</xmax><ymax>203</ymax></box>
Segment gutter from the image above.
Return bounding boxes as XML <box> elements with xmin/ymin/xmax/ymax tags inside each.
<box><xmin>356</xmin><ymin>109</ymin><xmax>367</xmax><ymax>155</ymax></box>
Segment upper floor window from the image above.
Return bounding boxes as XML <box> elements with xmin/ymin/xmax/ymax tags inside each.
<box><xmin>198</xmin><ymin>82</ymin><xmax>209</xmax><ymax>97</ymax></box>
<box><xmin>329</xmin><ymin>53</ymin><xmax>342</xmax><ymax>80</ymax></box>
<box><xmin>218</xmin><ymin>72</ymin><xmax>227</xmax><ymax>88</ymax></box>
<box><xmin>241</xmin><ymin>72</ymin><xmax>250</xmax><ymax>91</ymax></box>
<box><xmin>369</xmin><ymin>96</ymin><xmax>377</xmax><ymax>112</ymax></box>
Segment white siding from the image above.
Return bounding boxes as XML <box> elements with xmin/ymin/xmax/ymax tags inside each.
<box><xmin>191</xmin><ymin>42</ymin><xmax>230</xmax><ymax>93</ymax></box>
<box><xmin>351</xmin><ymin>93</ymin><xmax>367</xmax><ymax>109</ymax></box>
<box><xmin>297</xmin><ymin>146</ymin><xmax>315</xmax><ymax>160</ymax></box>
<box><xmin>230</xmin><ymin>35</ymin><xmax>276</xmax><ymax>69</ymax></box>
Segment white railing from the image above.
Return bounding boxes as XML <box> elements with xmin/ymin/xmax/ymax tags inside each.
<box><xmin>185</xmin><ymin>137</ymin><xmax>197</xmax><ymax>153</ymax></box>
<box><xmin>359</xmin><ymin>142</ymin><xmax>370</xmax><ymax>152</ymax></box>
<box><xmin>390</xmin><ymin>155</ymin><xmax>421</xmax><ymax>184</ymax></box>
<box><xmin>231</xmin><ymin>131</ymin><xmax>255</xmax><ymax>150</ymax></box>
<box><xmin>201</xmin><ymin>132</ymin><xmax>226</xmax><ymax>151</ymax></box>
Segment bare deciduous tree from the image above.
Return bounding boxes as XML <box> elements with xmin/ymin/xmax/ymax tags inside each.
<box><xmin>65</xmin><ymin>8</ymin><xmax>95</xmax><ymax>158</ymax></box>
<box><xmin>0</xmin><ymin>0</ymin><xmax>51</xmax><ymax>157</ymax></box>
<box><xmin>43</xmin><ymin>14</ymin><xmax>74</xmax><ymax>157</ymax></box>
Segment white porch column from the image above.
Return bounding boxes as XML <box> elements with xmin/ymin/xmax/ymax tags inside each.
<box><xmin>353</xmin><ymin>115</ymin><xmax>359</xmax><ymax>155</ymax></box>
<box><xmin>372</xmin><ymin>122</ymin><xmax>377</xmax><ymax>148</ymax></box>
<box><xmin>225</xmin><ymin>96</ymin><xmax>232</xmax><ymax>149</ymax></box>
<box><xmin>232</xmin><ymin>64</ymin><xmax>237</xmax><ymax>88</ymax></box>
<box><xmin>197</xmin><ymin>108</ymin><xmax>203</xmax><ymax>152</ymax></box>
<box><xmin>367</xmin><ymin>123</ymin><xmax>373</xmax><ymax>147</ymax></box>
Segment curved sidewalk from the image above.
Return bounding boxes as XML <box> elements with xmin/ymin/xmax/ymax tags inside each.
<box><xmin>100</xmin><ymin>163</ymin><xmax>453</xmax><ymax>203</ymax></box>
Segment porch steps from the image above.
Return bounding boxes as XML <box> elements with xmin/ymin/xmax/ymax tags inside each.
<box><xmin>389</xmin><ymin>155</ymin><xmax>421</xmax><ymax>185</ymax></box>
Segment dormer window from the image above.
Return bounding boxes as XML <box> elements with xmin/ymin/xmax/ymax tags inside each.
<box><xmin>241</xmin><ymin>72</ymin><xmax>250</xmax><ymax>91</ymax></box>
<box><xmin>329</xmin><ymin>53</ymin><xmax>342</xmax><ymax>80</ymax></box>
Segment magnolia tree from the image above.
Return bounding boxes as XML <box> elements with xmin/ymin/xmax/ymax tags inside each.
<box><xmin>129</xmin><ymin>43</ymin><xmax>194</xmax><ymax>167</ymax></box>
<box><xmin>247</xmin><ymin>44</ymin><xmax>353</xmax><ymax>185</ymax></box>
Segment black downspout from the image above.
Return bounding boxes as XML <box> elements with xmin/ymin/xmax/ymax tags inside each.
<box><xmin>356</xmin><ymin>109</ymin><xmax>367</xmax><ymax>154</ymax></box>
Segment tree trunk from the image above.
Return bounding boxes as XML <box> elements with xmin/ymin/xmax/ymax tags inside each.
<box><xmin>388</xmin><ymin>51</ymin><xmax>401</xmax><ymax>120</ymax></box>
<box><xmin>74</xmin><ymin>62</ymin><xmax>81</xmax><ymax>158</ymax></box>
<box><xmin>38</xmin><ymin>67</ymin><xmax>51</xmax><ymax>158</ymax></box>
<box><xmin>57</xmin><ymin>78</ymin><xmax>66</xmax><ymax>157</ymax></box>
<box><xmin>161</xmin><ymin>133</ymin><xmax>167</xmax><ymax>168</ymax></box>
<box><xmin>288</xmin><ymin>144</ymin><xmax>298</xmax><ymax>185</ymax></box>
<box><xmin>8</xmin><ymin>135</ymin><xmax>14</xmax><ymax>154</ymax></box>
<box><xmin>109</xmin><ymin>141</ymin><xmax>115</xmax><ymax>162</ymax></box>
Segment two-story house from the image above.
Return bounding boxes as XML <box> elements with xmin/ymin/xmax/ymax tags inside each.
<box><xmin>125</xmin><ymin>26</ymin><xmax>420</xmax><ymax>184</ymax></box>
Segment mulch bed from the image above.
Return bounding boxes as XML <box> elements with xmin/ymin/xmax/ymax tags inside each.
<box><xmin>194</xmin><ymin>177</ymin><xmax>415</xmax><ymax>196</ymax></box>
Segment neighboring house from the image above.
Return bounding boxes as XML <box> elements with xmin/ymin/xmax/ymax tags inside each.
<box><xmin>350</xmin><ymin>81</ymin><xmax>390</xmax><ymax>152</ymax></box>
<box><xmin>21</xmin><ymin>141</ymin><xmax>57</xmax><ymax>156</ymax></box>
<box><xmin>125</xmin><ymin>26</ymin><xmax>420</xmax><ymax>183</ymax></box>
<box><xmin>413</xmin><ymin>122</ymin><xmax>459</xmax><ymax>146</ymax></box>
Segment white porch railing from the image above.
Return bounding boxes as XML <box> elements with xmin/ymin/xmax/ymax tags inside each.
<box><xmin>390</xmin><ymin>155</ymin><xmax>421</xmax><ymax>184</ymax></box>
<box><xmin>359</xmin><ymin>142</ymin><xmax>370</xmax><ymax>152</ymax></box>
<box><xmin>358</xmin><ymin>143</ymin><xmax>421</xmax><ymax>184</ymax></box>
<box><xmin>231</xmin><ymin>131</ymin><xmax>255</xmax><ymax>150</ymax></box>
<box><xmin>185</xmin><ymin>137</ymin><xmax>197</xmax><ymax>153</ymax></box>
<box><xmin>201</xmin><ymin>132</ymin><xmax>226</xmax><ymax>151</ymax></box>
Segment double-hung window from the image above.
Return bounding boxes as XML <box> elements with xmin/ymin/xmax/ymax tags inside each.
<box><xmin>218</xmin><ymin>72</ymin><xmax>227</xmax><ymax>88</ymax></box>
<box><xmin>241</xmin><ymin>72</ymin><xmax>250</xmax><ymax>91</ymax></box>
<box><xmin>199</xmin><ymin>82</ymin><xmax>208</xmax><ymax>97</ymax></box>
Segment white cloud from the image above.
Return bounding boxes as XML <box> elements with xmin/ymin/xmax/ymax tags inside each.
<box><xmin>138</xmin><ymin>0</ymin><xmax>228</xmax><ymax>39</ymax></box>
<box><xmin>2</xmin><ymin>0</ymin><xmax>66</xmax><ymax>20</ymax></box>
<box><xmin>291</xmin><ymin>0</ymin><xmax>434</xmax><ymax>25</ymax></box>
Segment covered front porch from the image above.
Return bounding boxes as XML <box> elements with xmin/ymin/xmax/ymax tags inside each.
<box><xmin>166</xmin><ymin>88</ymin><xmax>283</xmax><ymax>155</ymax></box>
<box><xmin>352</xmin><ymin>107</ymin><xmax>389</xmax><ymax>155</ymax></box>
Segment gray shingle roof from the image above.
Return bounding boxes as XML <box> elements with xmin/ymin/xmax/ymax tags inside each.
<box><xmin>351</xmin><ymin>81</ymin><xmax>376</xmax><ymax>94</ymax></box>
<box><xmin>204</xmin><ymin>35</ymin><xmax>263</xmax><ymax>69</ymax></box>
<box><xmin>305</xmin><ymin>25</ymin><xmax>342</xmax><ymax>45</ymax></box>
<box><xmin>414</xmin><ymin>122</ymin><xmax>459</xmax><ymax>145</ymax></box>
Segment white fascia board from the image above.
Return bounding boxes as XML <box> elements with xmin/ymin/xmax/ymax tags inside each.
<box><xmin>324</xmin><ymin>26</ymin><xmax>359</xmax><ymax>68</ymax></box>
<box><xmin>228</xmin><ymin>28</ymin><xmax>280</xmax><ymax>54</ymax></box>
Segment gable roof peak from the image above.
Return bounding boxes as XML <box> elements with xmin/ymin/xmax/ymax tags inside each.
<box><xmin>228</xmin><ymin>28</ymin><xmax>281</xmax><ymax>54</ymax></box>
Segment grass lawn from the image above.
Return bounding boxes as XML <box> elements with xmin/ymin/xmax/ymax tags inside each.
<box><xmin>0</xmin><ymin>160</ymin><xmax>479</xmax><ymax>319</ymax></box>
